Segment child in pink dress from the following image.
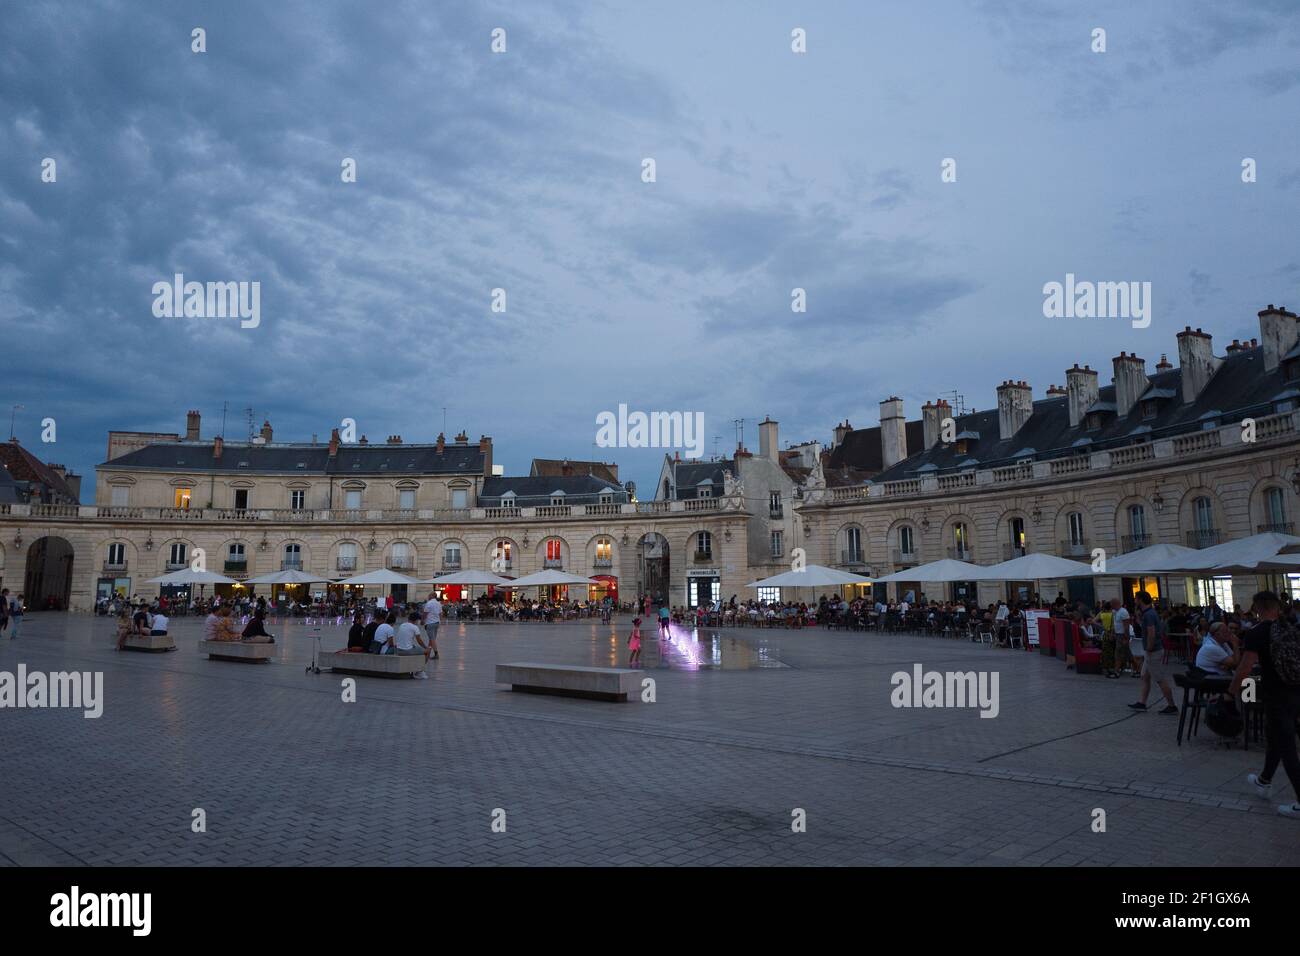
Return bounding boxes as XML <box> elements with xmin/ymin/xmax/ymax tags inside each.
<box><xmin>628</xmin><ymin>617</ymin><xmax>643</xmax><ymax>667</ymax></box>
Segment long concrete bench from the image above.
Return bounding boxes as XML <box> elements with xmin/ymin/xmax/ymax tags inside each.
<box><xmin>319</xmin><ymin>650</ymin><xmax>426</xmax><ymax>678</ymax></box>
<box><xmin>121</xmin><ymin>634</ymin><xmax>176</xmax><ymax>653</ymax></box>
<box><xmin>495</xmin><ymin>662</ymin><xmax>640</xmax><ymax>702</ymax></box>
<box><xmin>199</xmin><ymin>639</ymin><xmax>277</xmax><ymax>663</ymax></box>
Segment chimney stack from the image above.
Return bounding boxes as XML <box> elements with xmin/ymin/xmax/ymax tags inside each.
<box><xmin>561</xmin><ymin>459</ymin><xmax>573</xmax><ymax>477</ymax></box>
<box><xmin>186</xmin><ymin>410</ymin><xmax>201</xmax><ymax>441</ymax></box>
<box><xmin>1112</xmin><ymin>352</ymin><xmax>1148</xmax><ymax>419</ymax></box>
<box><xmin>1155</xmin><ymin>354</ymin><xmax>1173</xmax><ymax>370</ymax></box>
<box><xmin>1045</xmin><ymin>384</ymin><xmax>1067</xmax><ymax>397</ymax></box>
<box><xmin>879</xmin><ymin>397</ymin><xmax>907</xmax><ymax>469</ymax></box>
<box><xmin>996</xmin><ymin>380</ymin><xmax>1033</xmax><ymax>441</ymax></box>
<box><xmin>832</xmin><ymin>420</ymin><xmax>852</xmax><ymax>449</ymax></box>
<box><xmin>359</xmin><ymin>435</ymin><xmax>369</xmax><ymax>445</ymax></box>
<box><xmin>386</xmin><ymin>435</ymin><xmax>402</xmax><ymax>444</ymax></box>
<box><xmin>213</xmin><ymin>435</ymin><xmax>223</xmax><ymax>460</ymax></box>
<box><xmin>1176</xmin><ymin>327</ymin><xmax>1223</xmax><ymax>403</ymax></box>
<box><xmin>328</xmin><ymin>428</ymin><xmax>340</xmax><ymax>457</ymax></box>
<box><xmin>260</xmin><ymin>420</ymin><xmax>273</xmax><ymax>442</ymax></box>
<box><xmin>1259</xmin><ymin>304</ymin><xmax>1300</xmax><ymax>372</ymax></box>
<box><xmin>435</xmin><ymin>432</ymin><xmax>445</xmax><ymax>452</ymax></box>
<box><xmin>1066</xmin><ymin>364</ymin><xmax>1099</xmax><ymax>428</ymax></box>
<box><xmin>921</xmin><ymin>400</ymin><xmax>949</xmax><ymax>450</ymax></box>
<box><xmin>454</xmin><ymin>431</ymin><xmax>468</xmax><ymax>444</ymax></box>
<box><xmin>758</xmin><ymin>417</ymin><xmax>780</xmax><ymax>461</ymax></box>
<box><xmin>479</xmin><ymin>435</ymin><xmax>493</xmax><ymax>476</ymax></box>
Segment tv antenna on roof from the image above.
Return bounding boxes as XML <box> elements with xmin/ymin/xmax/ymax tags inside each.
<box><xmin>941</xmin><ymin>390</ymin><xmax>968</xmax><ymax>418</ymax></box>
<box><xmin>733</xmin><ymin>418</ymin><xmax>746</xmax><ymax>452</ymax></box>
<box><xmin>245</xmin><ymin>407</ymin><xmax>255</xmax><ymax>444</ymax></box>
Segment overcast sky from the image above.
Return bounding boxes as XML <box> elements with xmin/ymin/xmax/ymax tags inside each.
<box><xmin>3</xmin><ymin>0</ymin><xmax>1300</xmax><ymax>500</ymax></box>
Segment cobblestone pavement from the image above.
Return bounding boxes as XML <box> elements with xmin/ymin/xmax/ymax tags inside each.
<box><xmin>1</xmin><ymin>612</ymin><xmax>1296</xmax><ymax>866</ymax></box>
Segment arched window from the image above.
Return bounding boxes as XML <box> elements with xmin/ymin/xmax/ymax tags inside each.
<box><xmin>284</xmin><ymin>543</ymin><xmax>302</xmax><ymax>569</ymax></box>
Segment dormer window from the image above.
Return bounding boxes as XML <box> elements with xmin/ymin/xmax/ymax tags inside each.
<box><xmin>955</xmin><ymin>440</ymin><xmax>967</xmax><ymax>455</ymax></box>
<box><xmin>1086</xmin><ymin>413</ymin><xmax>1102</xmax><ymax>431</ymax></box>
<box><xmin>1141</xmin><ymin>401</ymin><xmax>1157</xmax><ymax>420</ymax></box>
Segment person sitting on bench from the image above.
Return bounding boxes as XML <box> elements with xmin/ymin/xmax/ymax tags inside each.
<box><xmin>346</xmin><ymin>611</ymin><xmax>368</xmax><ymax>652</ymax></box>
<box><xmin>369</xmin><ymin>611</ymin><xmax>397</xmax><ymax>654</ymax></box>
<box><xmin>241</xmin><ymin>609</ymin><xmax>275</xmax><ymax>643</ymax></box>
<box><xmin>150</xmin><ymin>609</ymin><xmax>169</xmax><ymax>636</ymax></box>
<box><xmin>206</xmin><ymin>605</ymin><xmax>241</xmax><ymax>642</ymax></box>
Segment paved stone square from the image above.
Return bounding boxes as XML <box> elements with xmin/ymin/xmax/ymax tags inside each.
<box><xmin>0</xmin><ymin>612</ymin><xmax>1296</xmax><ymax>866</ymax></box>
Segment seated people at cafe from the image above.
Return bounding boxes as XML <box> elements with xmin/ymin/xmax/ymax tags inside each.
<box><xmin>346</xmin><ymin>611</ymin><xmax>368</xmax><ymax>652</ymax></box>
<box><xmin>1193</xmin><ymin>621</ymin><xmax>1238</xmax><ymax>677</ymax></box>
<box><xmin>149</xmin><ymin>608</ymin><xmax>169</xmax><ymax>636</ymax></box>
<box><xmin>241</xmin><ymin>609</ymin><xmax>275</xmax><ymax>643</ymax></box>
<box><xmin>370</xmin><ymin>611</ymin><xmax>397</xmax><ymax>654</ymax></box>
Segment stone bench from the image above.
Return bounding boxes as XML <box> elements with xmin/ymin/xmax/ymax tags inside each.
<box><xmin>495</xmin><ymin>662</ymin><xmax>640</xmax><ymax>702</ymax></box>
<box><xmin>121</xmin><ymin>633</ymin><xmax>176</xmax><ymax>653</ymax></box>
<box><xmin>319</xmin><ymin>650</ymin><xmax>426</xmax><ymax>678</ymax></box>
<box><xmin>199</xmin><ymin>639</ymin><xmax>277</xmax><ymax>663</ymax></box>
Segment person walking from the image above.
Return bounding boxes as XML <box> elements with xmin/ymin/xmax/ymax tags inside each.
<box><xmin>1128</xmin><ymin>592</ymin><xmax>1178</xmax><ymax>714</ymax></box>
<box><xmin>8</xmin><ymin>592</ymin><xmax>23</xmax><ymax>639</ymax></box>
<box><xmin>421</xmin><ymin>591</ymin><xmax>442</xmax><ymax>661</ymax></box>
<box><xmin>1232</xmin><ymin>591</ymin><xmax>1300</xmax><ymax>818</ymax></box>
<box><xmin>628</xmin><ymin>617</ymin><xmax>643</xmax><ymax>667</ymax></box>
<box><xmin>0</xmin><ymin>588</ymin><xmax>9</xmax><ymax>635</ymax></box>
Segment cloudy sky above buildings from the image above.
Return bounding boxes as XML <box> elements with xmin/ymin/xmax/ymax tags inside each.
<box><xmin>3</xmin><ymin>0</ymin><xmax>1299</xmax><ymax>499</ymax></box>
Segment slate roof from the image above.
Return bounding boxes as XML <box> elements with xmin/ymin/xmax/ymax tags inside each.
<box><xmin>826</xmin><ymin>420</ymin><xmax>925</xmax><ymax>477</ymax></box>
<box><xmin>99</xmin><ymin>441</ymin><xmax>486</xmax><ymax>475</ymax></box>
<box><xmin>0</xmin><ymin>440</ymin><xmax>79</xmax><ymax>503</ymax></box>
<box><xmin>480</xmin><ymin>475</ymin><xmax>628</xmax><ymax>505</ymax></box>
<box><xmin>873</xmin><ymin>345</ymin><xmax>1291</xmax><ymax>481</ymax></box>
<box><xmin>669</xmin><ymin>459</ymin><xmax>733</xmax><ymax>500</ymax></box>
<box><xmin>530</xmin><ymin>458</ymin><xmax>619</xmax><ymax>484</ymax></box>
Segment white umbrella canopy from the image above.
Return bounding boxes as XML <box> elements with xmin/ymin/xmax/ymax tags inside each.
<box><xmin>970</xmin><ymin>553</ymin><xmax>1095</xmax><ymax>581</ymax></box>
<box><xmin>243</xmin><ymin>568</ymin><xmax>334</xmax><ymax>585</ymax></box>
<box><xmin>425</xmin><ymin>569</ymin><xmax>514</xmax><ymax>586</ymax></box>
<box><xmin>333</xmin><ymin>568</ymin><xmax>423</xmax><ymax>587</ymax></box>
<box><xmin>746</xmin><ymin>565</ymin><xmax>871</xmax><ymax>588</ymax></box>
<box><xmin>874</xmin><ymin>558</ymin><xmax>985</xmax><ymax>583</ymax></box>
<box><xmin>145</xmin><ymin>567</ymin><xmax>238</xmax><ymax>585</ymax></box>
<box><xmin>1181</xmin><ymin>532</ymin><xmax>1300</xmax><ymax>573</ymax></box>
<box><xmin>509</xmin><ymin>569</ymin><xmax>595</xmax><ymax>587</ymax></box>
<box><xmin>1095</xmin><ymin>543</ymin><xmax>1200</xmax><ymax>576</ymax></box>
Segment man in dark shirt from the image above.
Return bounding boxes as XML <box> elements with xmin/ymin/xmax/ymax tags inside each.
<box><xmin>360</xmin><ymin>614</ymin><xmax>381</xmax><ymax>653</ymax></box>
<box><xmin>346</xmin><ymin>611</ymin><xmax>367</xmax><ymax>652</ymax></box>
<box><xmin>1230</xmin><ymin>591</ymin><xmax>1300</xmax><ymax>818</ymax></box>
<box><xmin>131</xmin><ymin>603</ymin><xmax>152</xmax><ymax>636</ymax></box>
<box><xmin>1128</xmin><ymin>592</ymin><xmax>1178</xmax><ymax>714</ymax></box>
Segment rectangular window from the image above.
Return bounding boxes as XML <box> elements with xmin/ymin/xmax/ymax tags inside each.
<box><xmin>546</xmin><ymin>539</ymin><xmax>563</xmax><ymax>561</ymax></box>
<box><xmin>169</xmin><ymin>543</ymin><xmax>187</xmax><ymax>565</ymax></box>
<box><xmin>228</xmin><ymin>543</ymin><xmax>245</xmax><ymax>559</ymax></box>
<box><xmin>757</xmin><ymin>586</ymin><xmax>780</xmax><ymax>603</ymax></box>
<box><xmin>595</xmin><ymin>540</ymin><xmax>611</xmax><ymax>560</ymax></box>
<box><xmin>345</xmin><ymin>490</ymin><xmax>362</xmax><ymax>510</ymax></box>
<box><xmin>770</xmin><ymin>530</ymin><xmax>783</xmax><ymax>558</ymax></box>
<box><xmin>899</xmin><ymin>526</ymin><xmax>914</xmax><ymax>555</ymax></box>
<box><xmin>451</xmin><ymin>488</ymin><xmax>468</xmax><ymax>510</ymax></box>
<box><xmin>291</xmin><ymin>490</ymin><xmax>306</xmax><ymax>511</ymax></box>
<box><xmin>444</xmin><ymin>544</ymin><xmax>461</xmax><ymax>565</ymax></box>
<box><xmin>399</xmin><ymin>489</ymin><xmax>416</xmax><ymax>510</ymax></box>
<box><xmin>111</xmin><ymin>486</ymin><xmax>129</xmax><ymax>507</ymax></box>
<box><xmin>1129</xmin><ymin>505</ymin><xmax>1146</xmax><ymax>538</ymax></box>
<box><xmin>1267</xmin><ymin>487</ymin><xmax>1287</xmax><ymax>526</ymax></box>
<box><xmin>1068</xmin><ymin>512</ymin><xmax>1085</xmax><ymax>545</ymax></box>
<box><xmin>1009</xmin><ymin>518</ymin><xmax>1025</xmax><ymax>548</ymax></box>
<box><xmin>845</xmin><ymin>527</ymin><xmax>862</xmax><ymax>562</ymax></box>
<box><xmin>234</xmin><ymin>489</ymin><xmax>249</xmax><ymax>510</ymax></box>
<box><xmin>174</xmin><ymin>487</ymin><xmax>192</xmax><ymax>510</ymax></box>
<box><xmin>107</xmin><ymin>543</ymin><xmax>125</xmax><ymax>566</ymax></box>
<box><xmin>697</xmin><ymin>531</ymin><xmax>712</xmax><ymax>556</ymax></box>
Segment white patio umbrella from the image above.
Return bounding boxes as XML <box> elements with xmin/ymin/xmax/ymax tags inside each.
<box><xmin>333</xmin><ymin>568</ymin><xmax>423</xmax><ymax>587</ymax></box>
<box><xmin>508</xmin><ymin>569</ymin><xmax>595</xmax><ymax>587</ymax></box>
<box><xmin>146</xmin><ymin>567</ymin><xmax>238</xmax><ymax>586</ymax></box>
<box><xmin>1181</xmin><ymin>532</ymin><xmax>1300</xmax><ymax>573</ymax></box>
<box><xmin>1093</xmin><ymin>543</ymin><xmax>1199</xmax><ymax>576</ymax></box>
<box><xmin>969</xmin><ymin>553</ymin><xmax>1096</xmax><ymax>580</ymax></box>
<box><xmin>243</xmin><ymin>568</ymin><xmax>334</xmax><ymax>585</ymax></box>
<box><xmin>745</xmin><ymin>565</ymin><xmax>871</xmax><ymax>588</ymax></box>
<box><xmin>874</xmin><ymin>558</ymin><xmax>985</xmax><ymax>583</ymax></box>
<box><xmin>424</xmin><ymin>569</ymin><xmax>514</xmax><ymax>586</ymax></box>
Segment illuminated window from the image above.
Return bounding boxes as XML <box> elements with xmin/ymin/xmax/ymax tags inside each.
<box><xmin>545</xmin><ymin>539</ymin><xmax>563</xmax><ymax>561</ymax></box>
<box><xmin>174</xmin><ymin>487</ymin><xmax>192</xmax><ymax>510</ymax></box>
<box><xmin>595</xmin><ymin>538</ymin><xmax>612</xmax><ymax>560</ymax></box>
<box><xmin>1009</xmin><ymin>517</ymin><xmax>1025</xmax><ymax>549</ymax></box>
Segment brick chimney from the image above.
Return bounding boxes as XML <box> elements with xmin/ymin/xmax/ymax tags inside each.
<box><xmin>879</xmin><ymin>397</ymin><xmax>907</xmax><ymax>469</ymax></box>
<box><xmin>1155</xmin><ymin>354</ymin><xmax>1172</xmax><ymax>370</ymax></box>
<box><xmin>186</xmin><ymin>410</ymin><xmax>201</xmax><ymax>441</ymax></box>
<box><xmin>560</xmin><ymin>458</ymin><xmax>573</xmax><ymax>476</ymax></box>
<box><xmin>758</xmin><ymin>417</ymin><xmax>780</xmax><ymax>461</ymax></box>
<box><xmin>386</xmin><ymin>435</ymin><xmax>402</xmax><ymax>444</ymax></box>
<box><xmin>213</xmin><ymin>435</ymin><xmax>223</xmax><ymax>460</ymax></box>
<box><xmin>996</xmin><ymin>380</ymin><xmax>1033</xmax><ymax>441</ymax></box>
<box><xmin>921</xmin><ymin>400</ymin><xmax>947</xmax><ymax>450</ymax></box>
<box><xmin>435</xmin><ymin>432</ymin><xmax>445</xmax><ymax>453</ymax></box>
<box><xmin>1066</xmin><ymin>364</ymin><xmax>1099</xmax><ymax>428</ymax></box>
<box><xmin>479</xmin><ymin>435</ymin><xmax>493</xmax><ymax>476</ymax></box>
<box><xmin>832</xmin><ymin>420</ymin><xmax>852</xmax><ymax>449</ymax></box>
<box><xmin>454</xmin><ymin>431</ymin><xmax>468</xmax><ymax>444</ymax></box>
<box><xmin>1045</xmin><ymin>384</ymin><xmax>1067</xmax><ymax>397</ymax></box>
<box><xmin>1176</xmin><ymin>327</ymin><xmax>1223</xmax><ymax>403</ymax></box>
<box><xmin>1259</xmin><ymin>304</ymin><xmax>1300</xmax><ymax>372</ymax></box>
<box><xmin>358</xmin><ymin>435</ymin><xmax>369</xmax><ymax>445</ymax></box>
<box><xmin>260</xmin><ymin>420</ymin><xmax>273</xmax><ymax>442</ymax></box>
<box><xmin>328</xmin><ymin>427</ymin><xmax>340</xmax><ymax>457</ymax></box>
<box><xmin>1112</xmin><ymin>352</ymin><xmax>1148</xmax><ymax>419</ymax></box>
